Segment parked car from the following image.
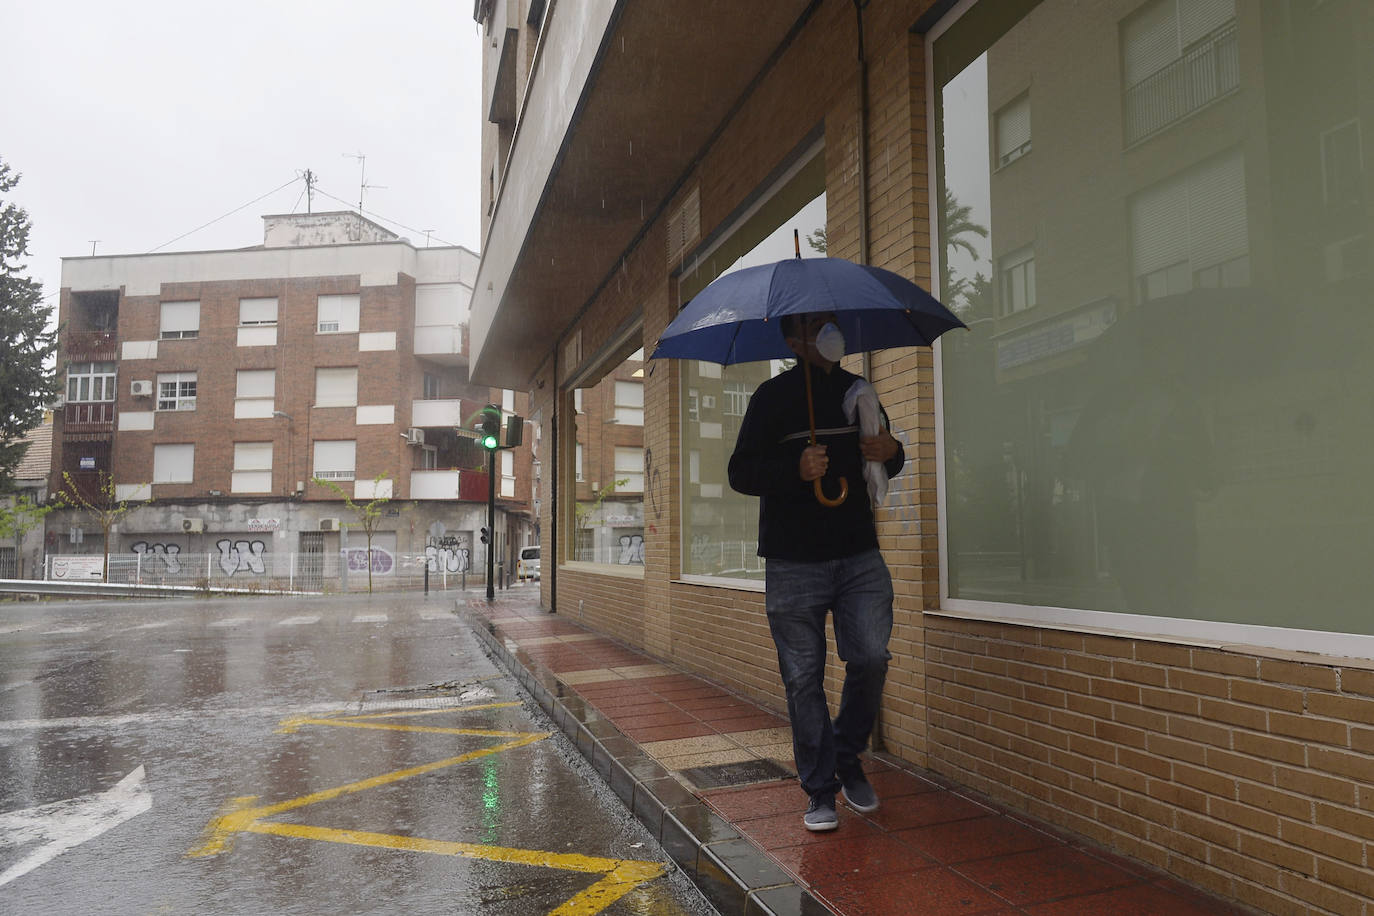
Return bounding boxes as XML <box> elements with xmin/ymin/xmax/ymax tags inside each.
<box><xmin>517</xmin><ymin>545</ymin><xmax>540</xmax><ymax>581</ymax></box>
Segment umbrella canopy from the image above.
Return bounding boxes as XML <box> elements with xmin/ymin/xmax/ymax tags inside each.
<box><xmin>650</xmin><ymin>257</ymin><xmax>965</xmax><ymax>364</ymax></box>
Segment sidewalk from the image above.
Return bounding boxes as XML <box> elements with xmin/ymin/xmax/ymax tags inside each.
<box><xmin>462</xmin><ymin>589</ymin><xmax>1251</xmax><ymax>916</ymax></box>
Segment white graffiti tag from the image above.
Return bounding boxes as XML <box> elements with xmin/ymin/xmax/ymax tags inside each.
<box><xmin>130</xmin><ymin>541</ymin><xmax>182</xmax><ymax>575</ymax></box>
<box><xmin>216</xmin><ymin>539</ymin><xmax>267</xmax><ymax>576</ymax></box>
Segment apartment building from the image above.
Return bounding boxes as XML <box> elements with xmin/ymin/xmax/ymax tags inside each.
<box><xmin>472</xmin><ymin>0</ymin><xmax>1374</xmax><ymax>911</ymax></box>
<box><xmin>47</xmin><ymin>211</ymin><xmax>534</xmax><ymax>587</ymax></box>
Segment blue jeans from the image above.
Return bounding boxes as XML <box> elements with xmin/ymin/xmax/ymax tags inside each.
<box><xmin>765</xmin><ymin>548</ymin><xmax>893</xmax><ymax>798</ymax></box>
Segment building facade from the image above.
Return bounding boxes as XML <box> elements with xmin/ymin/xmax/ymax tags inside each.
<box><xmin>473</xmin><ymin>0</ymin><xmax>1374</xmax><ymax>912</ymax></box>
<box><xmin>48</xmin><ymin>212</ymin><xmax>534</xmax><ymax>588</ymax></box>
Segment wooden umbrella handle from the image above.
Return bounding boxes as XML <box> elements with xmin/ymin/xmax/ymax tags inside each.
<box><xmin>814</xmin><ymin>476</ymin><xmax>849</xmax><ymax>507</ymax></box>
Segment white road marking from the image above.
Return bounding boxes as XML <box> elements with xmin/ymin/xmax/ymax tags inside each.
<box><xmin>352</xmin><ymin>614</ymin><xmax>388</xmax><ymax>624</ymax></box>
<box><xmin>128</xmin><ymin>621</ymin><xmax>173</xmax><ymax>631</ymax></box>
<box><xmin>208</xmin><ymin>618</ymin><xmax>251</xmax><ymax>628</ymax></box>
<box><xmin>418</xmin><ymin>610</ymin><xmax>451</xmax><ymax>621</ymax></box>
<box><xmin>277</xmin><ymin>615</ymin><xmax>320</xmax><ymax>626</ymax></box>
<box><xmin>0</xmin><ymin>766</ymin><xmax>152</xmax><ymax>888</ymax></box>
<box><xmin>41</xmin><ymin>627</ymin><xmax>89</xmax><ymax>635</ymax></box>
<box><xmin>0</xmin><ymin>623</ymin><xmax>36</xmax><ymax>635</ymax></box>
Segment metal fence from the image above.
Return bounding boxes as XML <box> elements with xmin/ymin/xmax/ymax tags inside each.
<box><xmin>43</xmin><ymin>550</ymin><xmax>505</xmax><ymax>594</ymax></box>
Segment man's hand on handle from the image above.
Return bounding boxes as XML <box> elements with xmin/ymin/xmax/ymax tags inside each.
<box><xmin>860</xmin><ymin>429</ymin><xmax>898</xmax><ymax>463</ymax></box>
<box><xmin>799</xmin><ymin>445</ymin><xmax>829</xmax><ymax>482</ymax></box>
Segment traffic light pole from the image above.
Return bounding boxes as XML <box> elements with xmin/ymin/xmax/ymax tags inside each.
<box><xmin>486</xmin><ymin>446</ymin><xmax>496</xmax><ymax>602</ymax></box>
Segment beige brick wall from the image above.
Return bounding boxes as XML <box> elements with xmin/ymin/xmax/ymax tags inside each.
<box><xmin>507</xmin><ymin>3</ymin><xmax>1374</xmax><ymax>912</ymax></box>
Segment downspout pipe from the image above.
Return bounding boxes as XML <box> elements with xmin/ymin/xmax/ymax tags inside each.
<box><xmin>855</xmin><ymin>0</ymin><xmax>874</xmax><ymax>381</ymax></box>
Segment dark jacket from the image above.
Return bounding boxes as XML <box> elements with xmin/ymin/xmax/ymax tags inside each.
<box><xmin>728</xmin><ymin>363</ymin><xmax>904</xmax><ymax>561</ymax></box>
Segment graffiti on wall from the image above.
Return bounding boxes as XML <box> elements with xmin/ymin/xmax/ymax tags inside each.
<box><xmin>131</xmin><ymin>541</ymin><xmax>183</xmax><ymax>575</ymax></box>
<box><xmin>425</xmin><ymin>534</ymin><xmax>470</xmax><ymax>573</ymax></box>
<box><xmin>217</xmin><ymin>539</ymin><xmax>267</xmax><ymax>576</ymax></box>
<box><xmin>617</xmin><ymin>534</ymin><xmax>644</xmax><ymax>565</ymax></box>
<box><xmin>342</xmin><ymin>547</ymin><xmax>395</xmax><ymax>575</ymax></box>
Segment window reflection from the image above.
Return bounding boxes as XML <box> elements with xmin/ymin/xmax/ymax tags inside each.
<box><xmin>937</xmin><ymin>0</ymin><xmax>1373</xmax><ymax>635</ymax></box>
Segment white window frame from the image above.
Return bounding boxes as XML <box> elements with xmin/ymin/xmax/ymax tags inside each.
<box><xmin>1321</xmin><ymin>118</ymin><xmax>1363</xmax><ymax>210</ymax></box>
<box><xmin>995</xmin><ymin>93</ymin><xmax>1032</xmax><ymax>167</ymax></box>
<box><xmin>998</xmin><ymin>245</ymin><xmax>1037</xmax><ymax>316</ymax></box>
<box><xmin>614</xmin><ymin>380</ymin><xmax>644</xmax><ymax>426</ymax></box>
<box><xmin>231</xmin><ymin>442</ymin><xmax>273</xmax><ymax>493</ymax></box>
<box><xmin>575</xmin><ymin>443</ymin><xmax>583</xmax><ymax>481</ymax></box>
<box><xmin>312</xmin><ymin>440</ymin><xmax>356</xmax><ymax>481</ymax></box>
<box><xmin>613</xmin><ymin>447</ymin><xmax>644</xmax><ymax>492</ymax></box>
<box><xmin>67</xmin><ymin>361</ymin><xmax>117</xmax><ymax>403</ymax></box>
<box><xmin>152</xmin><ymin>443</ymin><xmax>195</xmax><ymax>483</ymax></box>
<box><xmin>500</xmin><ymin>450</ymin><xmax>515</xmax><ymax>498</ymax></box>
<box><xmin>316</xmin><ymin>294</ymin><xmax>360</xmax><ymax>334</ymax></box>
<box><xmin>156</xmin><ymin>372</ymin><xmax>197</xmax><ymax>411</ymax></box>
<box><xmin>159</xmin><ymin>301</ymin><xmax>200</xmax><ymax>340</ymax></box>
<box><xmin>238</xmin><ymin>297</ymin><xmax>278</xmax><ymax>327</ymax></box>
<box><xmin>722</xmin><ymin>381</ymin><xmax>750</xmax><ymax>418</ymax></box>
<box><xmin>315</xmin><ymin>367</ymin><xmax>359</xmax><ymax>408</ymax></box>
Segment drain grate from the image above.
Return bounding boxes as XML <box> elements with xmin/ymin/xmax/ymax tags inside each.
<box><xmin>679</xmin><ymin>759</ymin><xmax>792</xmax><ymax>789</ymax></box>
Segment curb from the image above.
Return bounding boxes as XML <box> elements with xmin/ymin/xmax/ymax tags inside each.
<box><xmin>467</xmin><ymin>612</ymin><xmax>832</xmax><ymax>916</ymax></box>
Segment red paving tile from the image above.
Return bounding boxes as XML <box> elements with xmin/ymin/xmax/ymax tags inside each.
<box><xmin>814</xmin><ymin>865</ymin><xmax>1014</xmax><ymax>916</ymax></box>
<box><xmin>866</xmin><ymin>791</ymin><xmax>994</xmax><ymax>832</ymax></box>
<box><xmin>708</xmin><ymin>703</ymin><xmax>780</xmax><ymax>721</ymax></box>
<box><xmin>609</xmin><ymin>711</ymin><xmax>699</xmax><ymax>730</ymax></box>
<box><xmin>737</xmin><ymin>808</ymin><xmax>880</xmax><ymax>851</ymax></box>
<box><xmin>896</xmin><ymin>815</ymin><xmax>1059</xmax><ymax>865</ymax></box>
<box><xmin>954</xmin><ymin>846</ymin><xmax>1140</xmax><ymax>908</ymax></box>
<box><xmin>622</xmin><ymin>721</ymin><xmax>718</xmax><ymax>742</ymax></box>
<box><xmin>771</xmin><ymin>833</ymin><xmax>932</xmax><ymax>886</ymax></box>
<box><xmin>703</xmin><ymin>781</ymin><xmax>808</xmax><ymax>821</ymax></box>
<box><xmin>1024</xmin><ymin>880</ymin><xmax>1249</xmax><ymax>914</ymax></box>
<box><xmin>863</xmin><ymin>765</ymin><xmax>942</xmax><ymax>799</ymax></box>
<box><xmin>586</xmin><ymin>701</ymin><xmax>677</xmax><ymax>718</ymax></box>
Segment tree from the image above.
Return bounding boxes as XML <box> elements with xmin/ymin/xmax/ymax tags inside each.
<box><xmin>940</xmin><ymin>186</ymin><xmax>990</xmax><ymax>315</ymax></box>
<box><xmin>0</xmin><ymin>158</ymin><xmax>59</xmax><ymax>492</ymax></box>
<box><xmin>54</xmin><ymin>472</ymin><xmax>151</xmax><ymax>581</ymax></box>
<box><xmin>0</xmin><ymin>494</ymin><xmax>54</xmax><ymax>541</ymax></box>
<box><xmin>312</xmin><ymin>473</ymin><xmax>410</xmax><ymax>594</ymax></box>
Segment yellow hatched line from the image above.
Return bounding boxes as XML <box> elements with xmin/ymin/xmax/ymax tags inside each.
<box><xmin>334</xmin><ymin>701</ymin><xmax>521</xmax><ymax>721</ymax></box>
<box><xmin>278</xmin><ymin>716</ymin><xmax>536</xmax><ymax>738</ymax></box>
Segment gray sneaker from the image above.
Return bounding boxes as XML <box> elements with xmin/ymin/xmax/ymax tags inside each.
<box><xmin>803</xmin><ymin>793</ymin><xmax>839</xmax><ymax>831</ymax></box>
<box><xmin>840</xmin><ymin>770</ymin><xmax>880</xmax><ymax>813</ymax></box>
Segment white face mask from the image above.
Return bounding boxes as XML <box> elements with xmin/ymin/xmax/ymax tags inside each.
<box><xmin>814</xmin><ymin>321</ymin><xmax>846</xmax><ymax>362</ymax></box>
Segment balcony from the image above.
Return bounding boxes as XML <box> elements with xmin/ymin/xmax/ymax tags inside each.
<box><xmin>410</xmin><ymin>469</ymin><xmax>489</xmax><ymax>501</ymax></box>
<box><xmin>413</xmin><ymin>323</ymin><xmax>468</xmax><ymax>365</ymax></box>
<box><xmin>1124</xmin><ymin>22</ymin><xmax>1239</xmax><ymax>147</ymax></box>
<box><xmin>63</xmin><ymin>330</ymin><xmax>118</xmax><ymax>359</ymax></box>
<box><xmin>63</xmin><ymin>402</ymin><xmax>116</xmax><ymax>431</ymax></box>
<box><xmin>411</xmin><ymin>398</ymin><xmax>467</xmax><ymax>429</ymax></box>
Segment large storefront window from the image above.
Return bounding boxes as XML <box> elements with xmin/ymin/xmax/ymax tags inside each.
<box><xmin>569</xmin><ymin>347</ymin><xmax>645</xmax><ymax>567</ymax></box>
<box><xmin>934</xmin><ymin>0</ymin><xmax>1374</xmax><ymax>645</ymax></box>
<box><xmin>678</xmin><ymin>143</ymin><xmax>825</xmax><ymax>582</ymax></box>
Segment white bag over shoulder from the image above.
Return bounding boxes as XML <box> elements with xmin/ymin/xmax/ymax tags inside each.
<box><xmin>842</xmin><ymin>378</ymin><xmax>889</xmax><ymax>508</ymax></box>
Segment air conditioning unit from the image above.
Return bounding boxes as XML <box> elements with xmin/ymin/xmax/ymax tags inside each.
<box><xmin>130</xmin><ymin>379</ymin><xmax>153</xmax><ymax>397</ymax></box>
<box><xmin>318</xmin><ymin>517</ymin><xmax>340</xmax><ymax>532</ymax></box>
<box><xmin>403</xmin><ymin>427</ymin><xmax>425</xmax><ymax>445</ymax></box>
<box><xmin>181</xmin><ymin>518</ymin><xmax>204</xmax><ymax>533</ymax></box>
<box><xmin>702</xmin><ymin>395</ymin><xmax>716</xmax><ymax>409</ymax></box>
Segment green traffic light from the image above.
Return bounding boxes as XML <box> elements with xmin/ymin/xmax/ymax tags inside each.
<box><xmin>482</xmin><ymin>435</ymin><xmax>498</xmax><ymax>450</ymax></box>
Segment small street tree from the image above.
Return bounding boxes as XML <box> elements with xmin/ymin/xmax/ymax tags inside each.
<box><xmin>311</xmin><ymin>473</ymin><xmax>410</xmax><ymax>594</ymax></box>
<box><xmin>0</xmin><ymin>157</ymin><xmax>60</xmax><ymax>492</ymax></box>
<box><xmin>55</xmin><ymin>472</ymin><xmax>151</xmax><ymax>581</ymax></box>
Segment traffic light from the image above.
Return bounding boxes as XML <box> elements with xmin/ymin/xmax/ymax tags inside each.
<box><xmin>480</xmin><ymin>526</ymin><xmax>491</xmax><ymax>545</ymax></box>
<box><xmin>504</xmin><ymin>414</ymin><xmax>523</xmax><ymax>448</ymax></box>
<box><xmin>478</xmin><ymin>405</ymin><xmax>501</xmax><ymax>450</ymax></box>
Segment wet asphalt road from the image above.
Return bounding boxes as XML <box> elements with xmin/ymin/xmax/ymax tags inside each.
<box><xmin>0</xmin><ymin>593</ymin><xmax>717</xmax><ymax>916</ymax></box>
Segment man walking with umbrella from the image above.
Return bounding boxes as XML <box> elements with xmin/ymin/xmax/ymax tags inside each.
<box><xmin>728</xmin><ymin>310</ymin><xmax>904</xmax><ymax>832</ymax></box>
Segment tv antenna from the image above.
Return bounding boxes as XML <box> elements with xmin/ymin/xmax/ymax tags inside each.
<box><xmin>297</xmin><ymin>169</ymin><xmax>318</xmax><ymax>213</ymax></box>
<box><xmin>343</xmin><ymin>152</ymin><xmax>386</xmax><ymax>215</ymax></box>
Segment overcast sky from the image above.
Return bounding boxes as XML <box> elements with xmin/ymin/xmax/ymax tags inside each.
<box><xmin>3</xmin><ymin>0</ymin><xmax>484</xmax><ymax>315</ymax></box>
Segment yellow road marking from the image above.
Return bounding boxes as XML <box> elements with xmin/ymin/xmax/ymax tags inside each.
<box><xmin>191</xmin><ymin>705</ymin><xmax>667</xmax><ymax>916</ymax></box>
<box><xmin>336</xmin><ymin>701</ymin><xmax>521</xmax><ymax>721</ymax></box>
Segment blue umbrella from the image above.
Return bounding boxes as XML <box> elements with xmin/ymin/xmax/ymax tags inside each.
<box><xmin>650</xmin><ymin>242</ymin><xmax>964</xmax><ymax>506</ymax></box>
<box><xmin>650</xmin><ymin>255</ymin><xmax>964</xmax><ymax>365</ymax></box>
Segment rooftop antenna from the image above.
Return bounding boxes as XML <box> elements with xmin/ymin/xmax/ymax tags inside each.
<box><xmin>88</xmin><ymin>240</ymin><xmax>100</xmax><ymax>256</ymax></box>
<box><xmin>297</xmin><ymin>169</ymin><xmax>318</xmax><ymax>213</ymax></box>
<box><xmin>343</xmin><ymin>152</ymin><xmax>386</xmax><ymax>240</ymax></box>
<box><xmin>422</xmin><ymin>229</ymin><xmax>435</xmax><ymax>248</ymax></box>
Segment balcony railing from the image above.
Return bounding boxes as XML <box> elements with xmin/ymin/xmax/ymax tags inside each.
<box><xmin>63</xmin><ymin>330</ymin><xmax>118</xmax><ymax>358</ymax></box>
<box><xmin>1124</xmin><ymin>22</ymin><xmax>1239</xmax><ymax>146</ymax></box>
<box><xmin>64</xmin><ymin>402</ymin><xmax>116</xmax><ymax>430</ymax></box>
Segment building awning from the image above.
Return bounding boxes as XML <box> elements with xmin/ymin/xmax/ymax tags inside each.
<box><xmin>469</xmin><ymin>0</ymin><xmax>817</xmax><ymax>388</ymax></box>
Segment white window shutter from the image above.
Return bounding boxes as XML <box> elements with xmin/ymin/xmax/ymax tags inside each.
<box><xmin>160</xmin><ymin>300</ymin><xmax>200</xmax><ymax>334</ymax></box>
<box><xmin>236</xmin><ymin>370</ymin><xmax>276</xmax><ymax>398</ymax></box>
<box><xmin>239</xmin><ymin>297</ymin><xmax>278</xmax><ymax>325</ymax></box>
<box><xmin>315</xmin><ymin>368</ymin><xmax>359</xmax><ymax>407</ymax></box>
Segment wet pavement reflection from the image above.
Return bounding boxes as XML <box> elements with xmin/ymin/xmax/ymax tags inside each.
<box><xmin>0</xmin><ymin>594</ymin><xmax>716</xmax><ymax>915</ymax></box>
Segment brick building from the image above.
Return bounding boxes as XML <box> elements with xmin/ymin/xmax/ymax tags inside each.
<box><xmin>47</xmin><ymin>211</ymin><xmax>535</xmax><ymax>587</ymax></box>
<box><xmin>472</xmin><ymin>0</ymin><xmax>1374</xmax><ymax>912</ymax></box>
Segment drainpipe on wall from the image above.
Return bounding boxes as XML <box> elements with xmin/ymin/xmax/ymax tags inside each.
<box><xmin>855</xmin><ymin>0</ymin><xmax>874</xmax><ymax>384</ymax></box>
